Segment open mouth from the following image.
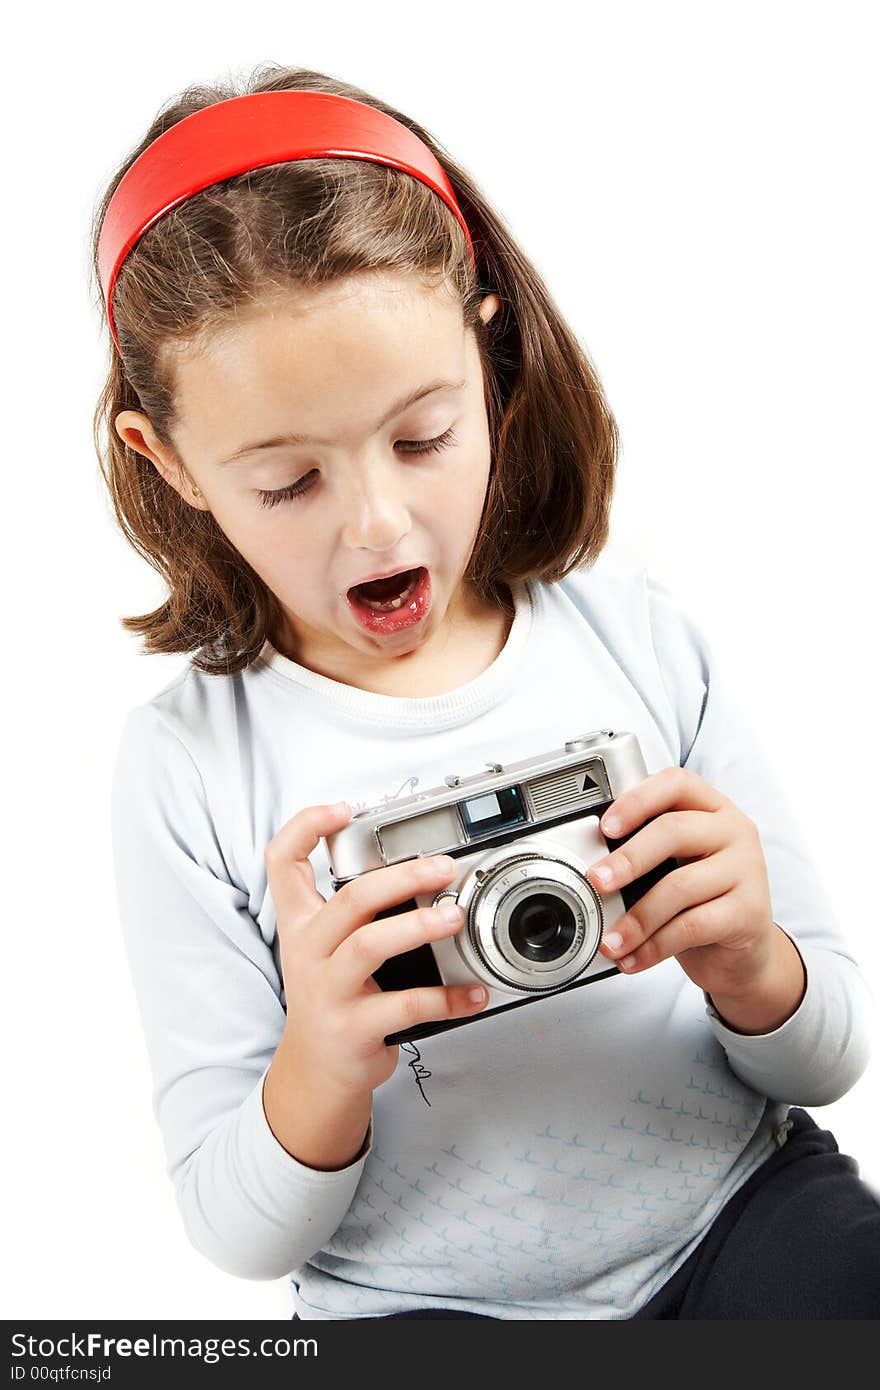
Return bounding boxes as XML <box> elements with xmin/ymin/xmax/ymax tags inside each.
<box><xmin>346</xmin><ymin>566</ymin><xmax>432</xmax><ymax>634</ymax></box>
<box><xmin>347</xmin><ymin>567</ymin><xmax>423</xmax><ymax>612</ymax></box>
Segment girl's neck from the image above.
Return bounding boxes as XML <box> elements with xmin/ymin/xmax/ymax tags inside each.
<box><xmin>275</xmin><ymin>581</ymin><xmax>514</xmax><ymax>699</ymax></box>
<box><xmin>356</xmin><ymin>584</ymin><xmax>514</xmax><ymax>698</ymax></box>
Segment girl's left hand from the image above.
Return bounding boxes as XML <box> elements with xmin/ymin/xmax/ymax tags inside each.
<box><xmin>589</xmin><ymin>766</ymin><xmax>789</xmax><ymax>1004</ymax></box>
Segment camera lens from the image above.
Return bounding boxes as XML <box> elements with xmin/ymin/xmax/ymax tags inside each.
<box><xmin>458</xmin><ymin>848</ymin><xmax>603</xmax><ymax>992</ymax></box>
<box><xmin>507</xmin><ymin>893</ymin><xmax>577</xmax><ymax>962</ymax></box>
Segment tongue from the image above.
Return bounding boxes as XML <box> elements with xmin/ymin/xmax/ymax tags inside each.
<box><xmin>353</xmin><ymin>568</ymin><xmax>418</xmax><ymax>601</ymax></box>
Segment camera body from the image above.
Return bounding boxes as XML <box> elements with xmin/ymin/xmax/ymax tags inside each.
<box><xmin>322</xmin><ymin>730</ymin><xmax>677</xmax><ymax>1045</ymax></box>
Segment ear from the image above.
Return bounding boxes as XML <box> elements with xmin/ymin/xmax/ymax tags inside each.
<box><xmin>478</xmin><ymin>293</ymin><xmax>502</xmax><ymax>326</ymax></box>
<box><xmin>114</xmin><ymin>410</ymin><xmax>208</xmax><ymax>510</ymax></box>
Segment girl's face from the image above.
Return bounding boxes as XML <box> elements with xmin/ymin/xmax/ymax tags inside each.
<box><xmin>117</xmin><ymin>271</ymin><xmax>501</xmax><ymax>688</ymax></box>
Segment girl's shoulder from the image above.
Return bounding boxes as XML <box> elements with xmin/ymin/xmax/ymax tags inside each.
<box><xmin>555</xmin><ymin>552</ymin><xmax>649</xmax><ymax>605</ymax></box>
<box><xmin>114</xmin><ymin>651</ymin><xmax>258</xmax><ymax>786</ymax></box>
<box><xmin>555</xmin><ymin>555</ymin><xmax>705</xmax><ymax>653</ymax></box>
<box><xmin>553</xmin><ymin>553</ymin><xmax>666</xmax><ymax>643</ymax></box>
<box><xmin>552</xmin><ymin>557</ymin><xmax>715</xmax><ymax>752</ymax></box>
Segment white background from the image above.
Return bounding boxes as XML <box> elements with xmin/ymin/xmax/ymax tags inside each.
<box><xmin>3</xmin><ymin>0</ymin><xmax>877</xmax><ymax>1320</ymax></box>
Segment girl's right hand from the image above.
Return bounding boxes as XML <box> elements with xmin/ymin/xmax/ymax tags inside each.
<box><xmin>265</xmin><ymin>801</ymin><xmax>489</xmax><ymax>1095</ymax></box>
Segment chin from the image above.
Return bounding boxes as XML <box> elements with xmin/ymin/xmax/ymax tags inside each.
<box><xmin>365</xmin><ymin>619</ymin><xmax>431</xmax><ymax>654</ymax></box>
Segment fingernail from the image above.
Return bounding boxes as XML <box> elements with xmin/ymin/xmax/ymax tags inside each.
<box><xmin>604</xmin><ymin>932</ymin><xmax>623</xmax><ymax>951</ymax></box>
<box><xmin>602</xmin><ymin>816</ymin><xmax>621</xmax><ymax>836</ymax></box>
<box><xmin>619</xmin><ymin>954</ymin><xmax>637</xmax><ymax>971</ymax></box>
<box><xmin>422</xmin><ymin>854</ymin><xmax>453</xmax><ymax>872</ymax></box>
<box><xmin>332</xmin><ymin>801</ymin><xmax>351</xmax><ymax>815</ymax></box>
<box><xmin>591</xmin><ymin>863</ymin><xmax>613</xmax><ymax>885</ymax></box>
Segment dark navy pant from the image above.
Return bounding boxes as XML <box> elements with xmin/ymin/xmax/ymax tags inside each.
<box><xmin>292</xmin><ymin>1109</ymin><xmax>880</xmax><ymax>1319</ymax></box>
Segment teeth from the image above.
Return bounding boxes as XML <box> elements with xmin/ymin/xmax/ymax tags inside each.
<box><xmin>359</xmin><ymin>573</ymin><xmax>419</xmax><ymax>611</ymax></box>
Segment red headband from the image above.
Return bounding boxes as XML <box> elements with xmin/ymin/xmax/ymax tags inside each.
<box><xmin>97</xmin><ymin>90</ymin><xmax>477</xmax><ymax>353</ymax></box>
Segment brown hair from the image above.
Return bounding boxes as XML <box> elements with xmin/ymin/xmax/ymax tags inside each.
<box><xmin>90</xmin><ymin>63</ymin><xmax>619</xmax><ymax>676</ymax></box>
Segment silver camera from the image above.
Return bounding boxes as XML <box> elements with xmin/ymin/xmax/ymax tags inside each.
<box><xmin>322</xmin><ymin>730</ymin><xmax>677</xmax><ymax>1045</ymax></box>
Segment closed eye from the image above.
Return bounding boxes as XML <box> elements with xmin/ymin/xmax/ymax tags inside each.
<box><xmin>256</xmin><ymin>428</ymin><xmax>459</xmax><ymax>509</ymax></box>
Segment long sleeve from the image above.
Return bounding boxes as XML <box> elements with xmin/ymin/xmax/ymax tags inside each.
<box><xmin>109</xmin><ymin>703</ymin><xmax>371</xmax><ymax>1280</ymax></box>
<box><xmin>645</xmin><ymin>571</ymin><xmax>873</xmax><ymax>1105</ymax></box>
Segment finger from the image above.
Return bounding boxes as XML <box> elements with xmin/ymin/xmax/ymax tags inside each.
<box><xmin>598</xmin><ymin>851</ymin><xmax>737</xmax><ymax>961</ymax></box>
<box><xmin>610</xmin><ymin>891</ymin><xmax>735</xmax><ymax>973</ymax></box>
<box><xmin>265</xmin><ymin>800</ymin><xmax>353</xmax><ymax>925</ymax></box>
<box><xmin>356</xmin><ymin>979</ymin><xmax>489</xmax><ymax>1044</ymax></box>
<box><xmin>588</xmin><ymin>807</ymin><xmax>727</xmax><ymax>895</ymax></box>
<box><xmin>333</xmin><ymin>901</ymin><xmax>466</xmax><ymax>996</ymax></box>
<box><xmin>315</xmin><ymin>854</ymin><xmax>459</xmax><ymax>957</ymax></box>
<box><xmin>599</xmin><ymin>766</ymin><xmax>728</xmax><ymax>841</ymax></box>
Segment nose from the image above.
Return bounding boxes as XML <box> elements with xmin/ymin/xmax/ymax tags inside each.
<box><xmin>339</xmin><ymin>454</ymin><xmax>412</xmax><ymax>555</ymax></box>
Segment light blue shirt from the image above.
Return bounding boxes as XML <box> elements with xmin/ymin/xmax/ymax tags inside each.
<box><xmin>110</xmin><ymin>558</ymin><xmax>872</xmax><ymax>1318</ymax></box>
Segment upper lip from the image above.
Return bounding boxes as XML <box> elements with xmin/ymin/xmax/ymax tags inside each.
<box><xmin>345</xmin><ymin>564</ymin><xmax>424</xmax><ymax>593</ymax></box>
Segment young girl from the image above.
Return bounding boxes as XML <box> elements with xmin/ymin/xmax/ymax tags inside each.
<box><xmin>96</xmin><ymin>64</ymin><xmax>878</xmax><ymax>1320</ymax></box>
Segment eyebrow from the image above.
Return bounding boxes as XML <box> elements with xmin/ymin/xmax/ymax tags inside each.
<box><xmin>216</xmin><ymin>378</ymin><xmax>467</xmax><ymax>468</ymax></box>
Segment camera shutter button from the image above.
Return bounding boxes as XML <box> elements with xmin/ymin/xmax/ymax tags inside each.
<box><xmin>565</xmin><ymin>732</ymin><xmax>612</xmax><ymax>751</ymax></box>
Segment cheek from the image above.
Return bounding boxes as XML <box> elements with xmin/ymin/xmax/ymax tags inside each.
<box><xmin>206</xmin><ymin>500</ymin><xmax>254</xmax><ymax>555</ymax></box>
<box><xmin>460</xmin><ymin>454</ymin><xmax>493</xmax><ymax>532</ymax></box>
<box><xmin>213</xmin><ymin>504</ymin><xmax>308</xmax><ymax>585</ymax></box>
<box><xmin>444</xmin><ymin>441</ymin><xmax>491</xmax><ymax>508</ymax></box>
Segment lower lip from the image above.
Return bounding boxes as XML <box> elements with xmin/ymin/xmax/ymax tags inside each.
<box><xmin>347</xmin><ymin>566</ymin><xmax>432</xmax><ymax>636</ymax></box>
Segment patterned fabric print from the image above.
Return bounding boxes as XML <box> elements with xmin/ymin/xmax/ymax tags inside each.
<box><xmin>305</xmin><ymin>1034</ymin><xmax>772</xmax><ymax>1318</ymax></box>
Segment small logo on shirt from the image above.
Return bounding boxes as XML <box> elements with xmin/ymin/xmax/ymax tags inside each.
<box><xmin>350</xmin><ymin>774</ymin><xmax>419</xmax><ymax>817</ymax></box>
<box><xmin>400</xmin><ymin>1040</ymin><xmax>432</xmax><ymax>1106</ymax></box>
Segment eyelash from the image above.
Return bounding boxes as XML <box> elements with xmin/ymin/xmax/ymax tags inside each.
<box><xmin>256</xmin><ymin>428</ymin><xmax>459</xmax><ymax>509</ymax></box>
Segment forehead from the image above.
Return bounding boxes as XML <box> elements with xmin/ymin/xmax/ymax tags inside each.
<box><xmin>165</xmin><ymin>272</ymin><xmax>471</xmax><ymax>461</ymax></box>
<box><xmin>169</xmin><ymin>271</ymin><xmax>466</xmax><ymax>401</ymax></box>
